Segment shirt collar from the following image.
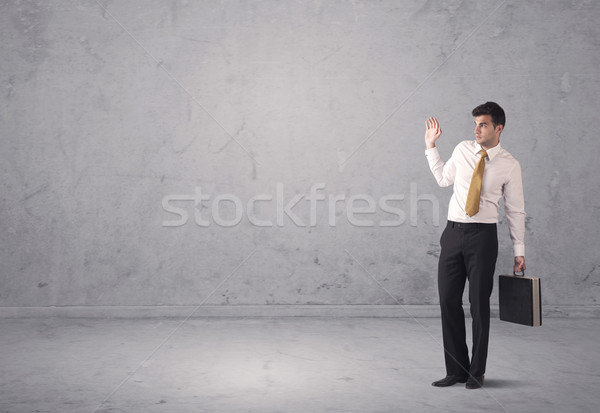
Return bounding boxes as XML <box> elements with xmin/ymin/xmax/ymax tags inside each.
<box><xmin>474</xmin><ymin>141</ymin><xmax>502</xmax><ymax>161</ymax></box>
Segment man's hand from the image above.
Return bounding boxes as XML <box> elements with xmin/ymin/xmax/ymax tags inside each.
<box><xmin>514</xmin><ymin>256</ymin><xmax>526</xmax><ymax>273</ymax></box>
<box><xmin>425</xmin><ymin>117</ymin><xmax>442</xmax><ymax>149</ymax></box>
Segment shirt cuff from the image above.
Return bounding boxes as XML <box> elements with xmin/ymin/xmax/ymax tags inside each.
<box><xmin>513</xmin><ymin>244</ymin><xmax>525</xmax><ymax>257</ymax></box>
<box><xmin>425</xmin><ymin>147</ymin><xmax>439</xmax><ymax>157</ymax></box>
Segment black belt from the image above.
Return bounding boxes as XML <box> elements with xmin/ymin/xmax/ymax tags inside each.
<box><xmin>447</xmin><ymin>220</ymin><xmax>496</xmax><ymax>229</ymax></box>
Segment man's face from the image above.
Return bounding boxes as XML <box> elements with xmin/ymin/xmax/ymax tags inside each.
<box><xmin>474</xmin><ymin>115</ymin><xmax>502</xmax><ymax>149</ymax></box>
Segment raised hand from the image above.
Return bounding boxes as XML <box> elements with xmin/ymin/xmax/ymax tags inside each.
<box><xmin>425</xmin><ymin>117</ymin><xmax>442</xmax><ymax>149</ymax></box>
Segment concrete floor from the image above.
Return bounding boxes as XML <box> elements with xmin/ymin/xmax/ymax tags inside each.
<box><xmin>0</xmin><ymin>317</ymin><xmax>598</xmax><ymax>413</ymax></box>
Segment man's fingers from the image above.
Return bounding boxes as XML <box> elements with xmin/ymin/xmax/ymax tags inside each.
<box><xmin>426</xmin><ymin>117</ymin><xmax>438</xmax><ymax>130</ymax></box>
<box><xmin>513</xmin><ymin>258</ymin><xmax>526</xmax><ymax>272</ymax></box>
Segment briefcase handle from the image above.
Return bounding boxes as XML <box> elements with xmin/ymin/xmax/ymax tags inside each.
<box><xmin>513</xmin><ymin>270</ymin><xmax>525</xmax><ymax>277</ymax></box>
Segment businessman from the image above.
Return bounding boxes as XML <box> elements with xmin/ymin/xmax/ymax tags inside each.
<box><xmin>424</xmin><ymin>102</ymin><xmax>526</xmax><ymax>389</ymax></box>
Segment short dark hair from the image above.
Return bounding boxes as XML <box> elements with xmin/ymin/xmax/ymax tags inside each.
<box><xmin>472</xmin><ymin>101</ymin><xmax>505</xmax><ymax>128</ymax></box>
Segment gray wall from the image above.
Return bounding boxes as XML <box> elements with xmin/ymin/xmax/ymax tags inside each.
<box><xmin>1</xmin><ymin>0</ymin><xmax>599</xmax><ymax>309</ymax></box>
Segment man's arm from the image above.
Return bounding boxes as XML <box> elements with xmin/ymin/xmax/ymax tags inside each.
<box><xmin>424</xmin><ymin>117</ymin><xmax>456</xmax><ymax>187</ymax></box>
<box><xmin>504</xmin><ymin>162</ymin><xmax>526</xmax><ymax>272</ymax></box>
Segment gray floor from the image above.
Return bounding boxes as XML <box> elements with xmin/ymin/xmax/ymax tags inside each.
<box><xmin>0</xmin><ymin>317</ymin><xmax>598</xmax><ymax>413</ymax></box>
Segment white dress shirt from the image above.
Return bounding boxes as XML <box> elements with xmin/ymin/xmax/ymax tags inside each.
<box><xmin>425</xmin><ymin>140</ymin><xmax>525</xmax><ymax>257</ymax></box>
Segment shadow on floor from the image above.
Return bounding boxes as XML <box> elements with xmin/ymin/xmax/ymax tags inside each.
<box><xmin>483</xmin><ymin>378</ymin><xmax>527</xmax><ymax>388</ymax></box>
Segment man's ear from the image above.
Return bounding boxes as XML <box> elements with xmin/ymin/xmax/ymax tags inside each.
<box><xmin>496</xmin><ymin>124</ymin><xmax>504</xmax><ymax>135</ymax></box>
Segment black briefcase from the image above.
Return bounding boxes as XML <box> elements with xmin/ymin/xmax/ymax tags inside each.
<box><xmin>499</xmin><ymin>271</ymin><xmax>542</xmax><ymax>327</ymax></box>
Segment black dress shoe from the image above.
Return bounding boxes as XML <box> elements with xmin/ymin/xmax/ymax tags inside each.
<box><xmin>465</xmin><ymin>375</ymin><xmax>484</xmax><ymax>389</ymax></box>
<box><xmin>432</xmin><ymin>375</ymin><xmax>469</xmax><ymax>387</ymax></box>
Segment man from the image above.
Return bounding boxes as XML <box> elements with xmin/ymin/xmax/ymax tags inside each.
<box><xmin>424</xmin><ymin>102</ymin><xmax>526</xmax><ymax>390</ymax></box>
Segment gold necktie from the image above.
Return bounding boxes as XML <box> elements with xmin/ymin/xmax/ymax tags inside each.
<box><xmin>465</xmin><ymin>149</ymin><xmax>488</xmax><ymax>217</ymax></box>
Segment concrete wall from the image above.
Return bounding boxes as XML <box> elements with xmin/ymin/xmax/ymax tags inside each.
<box><xmin>1</xmin><ymin>0</ymin><xmax>599</xmax><ymax>310</ymax></box>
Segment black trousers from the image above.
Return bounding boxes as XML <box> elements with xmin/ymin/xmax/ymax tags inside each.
<box><xmin>438</xmin><ymin>220</ymin><xmax>498</xmax><ymax>377</ymax></box>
